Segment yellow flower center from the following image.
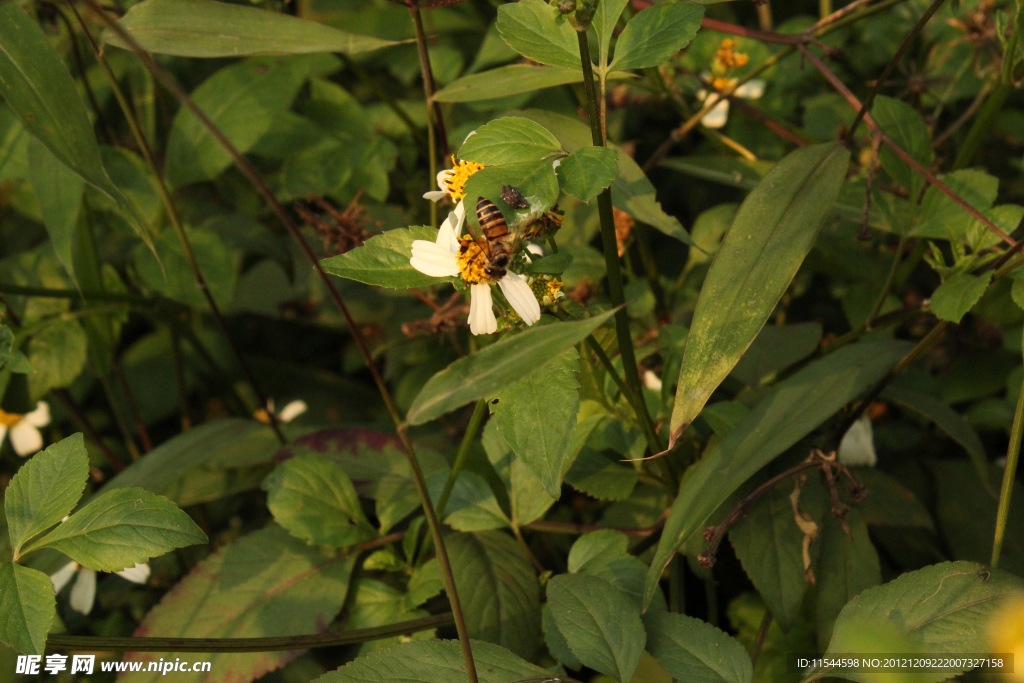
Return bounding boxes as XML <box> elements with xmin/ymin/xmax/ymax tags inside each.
<box><xmin>0</xmin><ymin>409</ymin><xmax>22</xmax><ymax>427</ymax></box>
<box><xmin>456</xmin><ymin>238</ymin><xmax>494</xmax><ymax>285</ymax></box>
<box><xmin>530</xmin><ymin>276</ymin><xmax>564</xmax><ymax>305</ymax></box>
<box><xmin>711</xmin><ymin>76</ymin><xmax>738</xmax><ymax>92</ymax></box>
<box><xmin>440</xmin><ymin>157</ymin><xmax>484</xmax><ymax>202</ymax></box>
<box><xmin>712</xmin><ymin>38</ymin><xmax>748</xmax><ymax>77</ymax></box>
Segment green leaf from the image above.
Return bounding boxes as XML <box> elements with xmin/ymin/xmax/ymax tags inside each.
<box><xmin>312</xmin><ymin>639</ymin><xmax>550</xmax><ymax>683</ymax></box>
<box><xmin>930</xmin><ymin>271</ymin><xmax>992</xmax><ymax>323</ymax></box>
<box><xmin>434</xmin><ymin>65</ymin><xmax>632</xmax><ymax>103</ymax></box>
<box><xmin>278</xmin><ymin>140</ymin><xmax>355</xmax><ymax>202</ymax></box>
<box><xmin>134</xmin><ymin>227</ymin><xmax>237</xmax><ymax>308</ymax></box>
<box><xmin>462</xmin><ymin>157</ymin><xmax>561</xmax><ymax>215</ymax></box>
<box><xmin>482</xmin><ymin>421</ymin><xmax>556</xmax><ymax>527</ymax></box>
<box><xmin>345</xmin><ymin>579</ymin><xmax>430</xmax><ymax>654</ymax></box>
<box><xmin>873</xmin><ymin>95</ymin><xmax>931</xmax><ymax>200</ymax></box>
<box><xmin>407</xmin><ymin>309</ymin><xmax>615</xmax><ymax>425</ymax></box>
<box><xmin>26</xmin><ymin>318</ymin><xmax>87</xmax><ymax>401</ymax></box>
<box><xmin>27</xmin><ymin>138</ymin><xmax>85</xmax><ymax>284</ymax></box>
<box><xmin>668</xmin><ymin>143</ymin><xmax>851</xmax><ymax>444</ymax></box>
<box><xmin>23</xmin><ymin>488</ymin><xmax>207</xmax><ymax>571</ymax></box>
<box><xmin>823</xmin><ymin>561</ymin><xmax>1024</xmax><ymax>683</ymax></box>
<box><xmin>564</xmin><ymin>447</ymin><xmax>640</xmax><ymax>500</ymax></box>
<box><xmin>568</xmin><ymin>529</ymin><xmax>629</xmax><ymax>573</ymax></box>
<box><xmin>6</xmin><ymin>434</ymin><xmax>89</xmax><ymax>558</ymax></box>
<box><xmin>491</xmin><ymin>348</ymin><xmax>579</xmax><ymax>498</ymax></box>
<box><xmin>458</xmin><ymin>116</ymin><xmax>563</xmax><ymax>165</ymax></box>
<box><xmin>543</xmin><ymin>603</ymin><xmax>583</xmax><ymax>670</ymax></box>
<box><xmin>514</xmin><ymin>109</ymin><xmax>693</xmax><ymax>244</ymax></box>
<box><xmin>915</xmin><ymin>169</ymin><xmax>997</xmax><ymax>240</ymax></box>
<box><xmin>730</xmin><ymin>322</ymin><xmax>822</xmax><ymax>385</ymax></box>
<box><xmin>815</xmin><ymin>510</ymin><xmax>881</xmax><ymax>650</ymax></box>
<box><xmin>165</xmin><ymin>55</ymin><xmax>329</xmax><ymax>188</ymax></box>
<box><xmin>0</xmin><ymin>562</ymin><xmax>54</xmax><ymax>655</ymax></box>
<box><xmin>0</xmin><ymin>326</ymin><xmax>30</xmax><ymax>375</ymax></box>
<box><xmin>0</xmin><ymin>3</ymin><xmax>152</xmax><ymax>246</ymax></box>
<box><xmin>556</xmin><ymin>146</ymin><xmax>618</xmax><ymax>203</ymax></box>
<box><xmin>547</xmin><ymin>572</ymin><xmax>646</xmax><ymax>682</ymax></box>
<box><xmin>104</xmin><ymin>0</ymin><xmax>396</xmax><ymax>57</ymax></box>
<box><xmin>728</xmin><ymin>486</ymin><xmax>810</xmax><ymax>631</ymax></box>
<box><xmin>123</xmin><ymin>525</ymin><xmax>355</xmax><ymax>682</ymax></box>
<box><xmin>446</xmin><ymin>531</ymin><xmax>541</xmax><ymax>660</ymax></box>
<box><xmin>593</xmin><ymin>0</ymin><xmax>630</xmax><ymax>68</ymax></box>
<box><xmin>644</xmin><ymin>340</ymin><xmax>911</xmax><ymax>608</ymax></box>
<box><xmin>643</xmin><ymin>611</ymin><xmax>753</xmax><ymax>683</ymax></box>
<box><xmin>263</xmin><ymin>454</ymin><xmax>377</xmax><ymax>548</ymax></box>
<box><xmin>321</xmin><ymin>226</ymin><xmax>454</xmax><ymax>289</ymax></box>
<box><xmin>496</xmin><ymin>0</ymin><xmax>581</xmax><ymax>69</ymax></box>
<box><xmin>880</xmin><ymin>383</ymin><xmax>989</xmax><ymax>490</ymax></box>
<box><xmin>851</xmin><ymin>468</ymin><xmax>935</xmax><ymax>531</ymax></box>
<box><xmin>609</xmin><ymin>2</ymin><xmax>705</xmax><ymax>71</ymax></box>
<box><xmin>427</xmin><ymin>471</ymin><xmax>510</xmax><ymax>531</ymax></box>
<box><xmin>524</xmin><ymin>252</ymin><xmax>573</xmax><ymax>275</ymax></box>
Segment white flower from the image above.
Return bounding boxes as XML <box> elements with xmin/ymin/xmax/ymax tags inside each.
<box><xmin>410</xmin><ymin>211</ymin><xmax>540</xmax><ymax>335</ymax></box>
<box><xmin>50</xmin><ymin>562</ymin><xmax>150</xmax><ymax>615</ymax></box>
<box><xmin>0</xmin><ymin>401</ymin><xmax>50</xmax><ymax>457</ymax></box>
<box><xmin>697</xmin><ymin>79</ymin><xmax>766</xmax><ymax>129</ymax></box>
<box><xmin>837</xmin><ymin>414</ymin><xmax>877</xmax><ymax>467</ymax></box>
<box><xmin>643</xmin><ymin>370</ymin><xmax>663</xmax><ymax>392</ymax></box>
<box><xmin>255</xmin><ymin>398</ymin><xmax>307</xmax><ymax>424</ymax></box>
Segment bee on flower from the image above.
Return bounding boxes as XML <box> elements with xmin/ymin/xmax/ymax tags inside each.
<box><xmin>696</xmin><ymin>38</ymin><xmax>766</xmax><ymax>129</ymax></box>
<box><xmin>411</xmin><ymin>158</ymin><xmax>543</xmax><ymax>335</ymax></box>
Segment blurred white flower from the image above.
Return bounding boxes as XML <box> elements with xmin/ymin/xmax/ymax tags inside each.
<box><xmin>697</xmin><ymin>79</ymin><xmax>766</xmax><ymax>129</ymax></box>
<box><xmin>837</xmin><ymin>414</ymin><xmax>877</xmax><ymax>467</ymax></box>
<box><xmin>255</xmin><ymin>399</ymin><xmax>307</xmax><ymax>425</ymax></box>
<box><xmin>0</xmin><ymin>401</ymin><xmax>50</xmax><ymax>457</ymax></box>
<box><xmin>50</xmin><ymin>562</ymin><xmax>150</xmax><ymax>615</ymax></box>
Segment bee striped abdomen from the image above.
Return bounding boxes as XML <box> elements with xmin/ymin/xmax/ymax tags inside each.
<box><xmin>476</xmin><ymin>197</ymin><xmax>509</xmax><ymax>241</ymax></box>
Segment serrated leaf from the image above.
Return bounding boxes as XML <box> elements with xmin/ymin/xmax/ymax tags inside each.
<box><xmin>0</xmin><ymin>562</ymin><xmax>54</xmax><ymax>655</ymax></box>
<box><xmin>427</xmin><ymin>470</ymin><xmax>510</xmax><ymax>531</ymax></box>
<box><xmin>407</xmin><ymin>309</ymin><xmax>615</xmax><ymax>425</ymax></box>
<box><xmin>822</xmin><ymin>562</ymin><xmax>1024</xmax><ymax>683</ymax></box>
<box><xmin>556</xmin><ymin>146</ymin><xmax>617</xmax><ymax>203</ymax></box>
<box><xmin>321</xmin><ymin>226</ymin><xmax>453</xmax><ymax>289</ymax></box>
<box><xmin>643</xmin><ymin>611</ymin><xmax>753</xmax><ymax>683</ymax></box>
<box><xmin>312</xmin><ymin>639</ymin><xmax>550</xmax><ymax>683</ymax></box>
<box><xmin>23</xmin><ymin>488</ymin><xmax>207</xmax><ymax>571</ymax></box>
<box><xmin>165</xmin><ymin>55</ymin><xmax>329</xmax><ymax>188</ymax></box>
<box><xmin>930</xmin><ymin>271</ymin><xmax>992</xmax><ymax>323</ymax></box>
<box><xmin>27</xmin><ymin>138</ymin><xmax>84</xmax><ymax>284</ymax></box>
<box><xmin>26</xmin><ymin>318</ymin><xmax>87</xmax><ymax>401</ymax></box>
<box><xmin>103</xmin><ymin>0</ymin><xmax>396</xmax><ymax>57</ymax></box>
<box><xmin>125</xmin><ymin>526</ymin><xmax>355</xmax><ymax>682</ymax></box>
<box><xmin>873</xmin><ymin>95</ymin><xmax>931</xmax><ymax>200</ymax></box>
<box><xmin>434</xmin><ymin>65</ymin><xmax>635</xmax><ymax>103</ymax></box>
<box><xmin>263</xmin><ymin>454</ymin><xmax>377</xmax><ymax>548</ymax></box>
<box><xmin>609</xmin><ymin>2</ymin><xmax>705</xmax><ymax>71</ymax></box>
<box><xmin>593</xmin><ymin>0</ymin><xmax>630</xmax><ymax>68</ymax></box>
<box><xmin>496</xmin><ymin>0</ymin><xmax>581</xmax><ymax>69</ymax></box>
<box><xmin>462</xmin><ymin>157</ymin><xmax>561</xmax><ymax>216</ymax></box>
<box><xmin>564</xmin><ymin>447</ymin><xmax>639</xmax><ymax>500</ymax></box>
<box><xmin>6</xmin><ymin>434</ymin><xmax>88</xmax><ymax>558</ymax></box>
<box><xmin>915</xmin><ymin>169</ymin><xmax>997</xmax><ymax>240</ymax></box>
<box><xmin>446</xmin><ymin>531</ymin><xmax>541</xmax><ymax>660</ymax></box>
<box><xmin>568</xmin><ymin>529</ymin><xmax>629</xmax><ymax>573</ymax></box>
<box><xmin>644</xmin><ymin>340</ymin><xmax>911</xmax><ymax>608</ymax></box>
<box><xmin>482</xmin><ymin>421</ymin><xmax>556</xmax><ymax>527</ymax></box>
<box><xmin>815</xmin><ymin>510</ymin><xmax>881</xmax><ymax>650</ymax></box>
<box><xmin>458</xmin><ymin>117</ymin><xmax>563</xmax><ymax>165</ymax></box>
<box><xmin>0</xmin><ymin>4</ymin><xmax>152</xmax><ymax>246</ymax></box>
<box><xmin>547</xmin><ymin>572</ymin><xmax>646</xmax><ymax>682</ymax></box>
<box><xmin>729</xmin><ymin>486</ymin><xmax>810</xmax><ymax>631</ymax></box>
<box><xmin>491</xmin><ymin>348</ymin><xmax>579</xmax><ymax>497</ymax></box>
<box><xmin>668</xmin><ymin>143</ymin><xmax>850</xmax><ymax>444</ymax></box>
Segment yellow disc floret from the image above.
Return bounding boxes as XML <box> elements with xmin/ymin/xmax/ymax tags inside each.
<box><xmin>440</xmin><ymin>157</ymin><xmax>484</xmax><ymax>202</ymax></box>
<box><xmin>0</xmin><ymin>408</ymin><xmax>21</xmax><ymax>428</ymax></box>
<box><xmin>530</xmin><ymin>275</ymin><xmax>564</xmax><ymax>306</ymax></box>
<box><xmin>456</xmin><ymin>238</ymin><xmax>494</xmax><ymax>285</ymax></box>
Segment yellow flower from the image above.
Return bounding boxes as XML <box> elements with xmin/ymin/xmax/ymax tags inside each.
<box><xmin>989</xmin><ymin>594</ymin><xmax>1024</xmax><ymax>682</ymax></box>
<box><xmin>423</xmin><ymin>157</ymin><xmax>484</xmax><ymax>203</ymax></box>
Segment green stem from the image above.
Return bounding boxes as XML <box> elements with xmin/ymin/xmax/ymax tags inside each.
<box><xmin>992</xmin><ymin>352</ymin><xmax>1024</xmax><ymax>567</ymax></box>
<box><xmin>577</xmin><ymin>30</ymin><xmax>661</xmax><ymax>456</ymax></box>
<box><xmin>819</xmin><ymin>0</ymin><xmax>832</xmax><ymax>18</ymax></box>
<box><xmin>436</xmin><ymin>400</ymin><xmax>488</xmax><ymax>519</ymax></box>
<box><xmin>45</xmin><ymin>613</ymin><xmax>453</xmax><ymax>653</ymax></box>
<box><xmin>952</xmin><ymin>83</ymin><xmax>1012</xmax><ymax>170</ymax></box>
<box><xmin>866</xmin><ymin>235</ymin><xmax>907</xmax><ymax>327</ymax></box>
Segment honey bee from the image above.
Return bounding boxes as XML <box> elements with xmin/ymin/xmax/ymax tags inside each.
<box><xmin>462</xmin><ymin>197</ymin><xmax>513</xmax><ymax>280</ymax></box>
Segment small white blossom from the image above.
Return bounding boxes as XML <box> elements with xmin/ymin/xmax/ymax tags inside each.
<box><xmin>0</xmin><ymin>401</ymin><xmax>51</xmax><ymax>457</ymax></box>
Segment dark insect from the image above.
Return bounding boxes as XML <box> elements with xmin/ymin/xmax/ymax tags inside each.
<box><xmin>475</xmin><ymin>197</ymin><xmax>512</xmax><ymax>280</ymax></box>
<box><xmin>501</xmin><ymin>185</ymin><xmax>529</xmax><ymax>210</ymax></box>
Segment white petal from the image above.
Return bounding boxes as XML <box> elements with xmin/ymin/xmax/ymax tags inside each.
<box><xmin>468</xmin><ymin>284</ymin><xmax>497</xmax><ymax>335</ymax></box>
<box><xmin>410</xmin><ymin>240</ymin><xmax>459</xmax><ymax>277</ymax></box>
<box><xmin>735</xmin><ymin>79</ymin><xmax>766</xmax><ymax>100</ymax></box>
<box><xmin>10</xmin><ymin>422</ymin><xmax>42</xmax><ymax>456</ymax></box>
<box><xmin>115</xmin><ymin>563</ymin><xmax>151</xmax><ymax>584</ymax></box>
<box><xmin>552</xmin><ymin>158</ymin><xmax>562</xmax><ymax>169</ymax></box>
<box><xmin>499</xmin><ymin>272</ymin><xmax>541</xmax><ymax>326</ymax></box>
<box><xmin>701</xmin><ymin>99</ymin><xmax>730</xmax><ymax>129</ymax></box>
<box><xmin>423</xmin><ymin>190</ymin><xmax>447</xmax><ymax>202</ymax></box>
<box><xmin>436</xmin><ymin>168</ymin><xmax>452</xmax><ymax>192</ymax></box>
<box><xmin>526</xmin><ymin>243</ymin><xmax>545</xmax><ymax>257</ymax></box>
<box><xmin>69</xmin><ymin>568</ymin><xmax>97</xmax><ymax>614</ymax></box>
<box><xmin>437</xmin><ymin>201</ymin><xmax>466</xmax><ymax>251</ymax></box>
<box><xmin>24</xmin><ymin>401</ymin><xmax>50</xmax><ymax>428</ymax></box>
<box><xmin>463</xmin><ymin>130</ymin><xmax>477</xmax><ymax>142</ymax></box>
<box><xmin>643</xmin><ymin>370</ymin><xmax>663</xmax><ymax>391</ymax></box>
<box><xmin>837</xmin><ymin>414</ymin><xmax>877</xmax><ymax>467</ymax></box>
<box><xmin>277</xmin><ymin>400</ymin><xmax>307</xmax><ymax>423</ymax></box>
<box><xmin>51</xmin><ymin>562</ymin><xmax>79</xmax><ymax>594</ymax></box>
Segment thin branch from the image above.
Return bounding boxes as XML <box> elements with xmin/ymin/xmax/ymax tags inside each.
<box><xmin>409</xmin><ymin>0</ymin><xmax>448</xmax><ymax>159</ymax></box>
<box><xmin>810</xmin><ymin>0</ymin><xmax>874</xmax><ymax>31</ymax></box>
<box><xmin>526</xmin><ymin>512</ymin><xmax>668</xmax><ymax>538</ymax></box>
